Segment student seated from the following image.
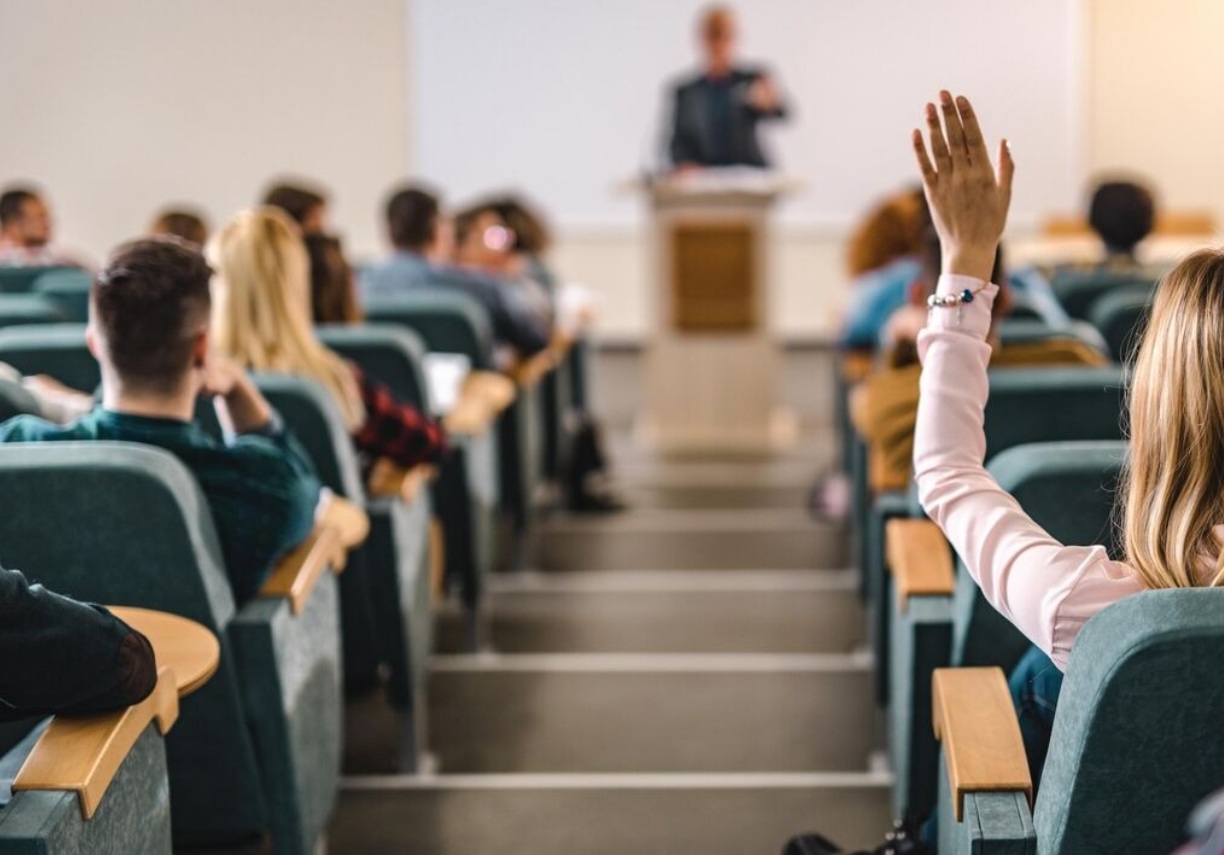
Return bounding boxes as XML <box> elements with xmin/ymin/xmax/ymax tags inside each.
<box><xmin>262</xmin><ymin>180</ymin><xmax>328</xmax><ymax>236</ymax></box>
<box><xmin>149</xmin><ymin>207</ymin><xmax>209</xmax><ymax>247</ymax></box>
<box><xmin>849</xmin><ymin>227</ymin><xmax>1106</xmax><ymax>494</ymax></box>
<box><xmin>360</xmin><ymin>185</ymin><xmax>551</xmax><ymax>357</ymax></box>
<box><xmin>845</xmin><ymin>186</ymin><xmax>928</xmax><ymax>279</ymax></box>
<box><xmin>1086</xmin><ymin>178</ymin><xmax>1156</xmax><ymax>268</ymax></box>
<box><xmin>305</xmin><ymin>233</ymin><xmax>363</xmax><ymax>325</ymax></box>
<box><xmin>0</xmin><ymin>238</ymin><xmax>322</xmax><ymax>605</ymax></box>
<box><xmin>211</xmin><ymin>207</ymin><xmax>447</xmax><ymax>471</ymax></box>
<box><xmin>453</xmin><ymin>202</ymin><xmax>554</xmax><ymax>330</ymax></box>
<box><xmin>0</xmin><ymin>186</ymin><xmax>87</xmax><ymax>269</ymax></box>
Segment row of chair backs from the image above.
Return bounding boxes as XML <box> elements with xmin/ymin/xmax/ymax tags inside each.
<box><xmin>0</xmin><ymin>266</ymin><xmax>75</xmax><ymax>294</ymax></box>
<box><xmin>1088</xmin><ymin>285</ymin><xmax>1153</xmax><ymax>363</ymax></box>
<box><xmin>953</xmin><ymin>441</ymin><xmax>1127</xmax><ymax>674</ymax></box>
<box><xmin>0</xmin><ymin>293</ymin><xmax>67</xmax><ymax>329</ymax></box>
<box><xmin>1051</xmin><ymin>269</ymin><xmax>1159</xmax><ymax>320</ymax></box>
<box><xmin>982</xmin><ymin>366</ymin><xmax>1127</xmax><ymax>460</ymax></box>
<box><xmin>1037</xmin><ymin>587</ymin><xmax>1224</xmax><ymax>854</ymax></box>
<box><xmin>364</xmin><ymin>291</ymin><xmax>494</xmax><ymax>370</ymax></box>
<box><xmin>0</xmin><ymin>323</ymin><xmax>97</xmax><ymax>392</ymax></box>
<box><xmin>319</xmin><ymin>323</ymin><xmax>432</xmax><ymax>411</ymax></box>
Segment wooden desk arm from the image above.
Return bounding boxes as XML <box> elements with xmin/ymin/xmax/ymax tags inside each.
<box><xmin>14</xmin><ymin>667</ymin><xmax>179</xmax><ymax>819</ymax></box>
<box><xmin>316</xmin><ymin>492</ymin><xmax>370</xmax><ymax>549</ymax></box>
<box><xmin>259</xmin><ymin>525</ymin><xmax>344</xmax><ymax>615</ymax></box>
<box><xmin>444</xmin><ymin>371</ymin><xmax>517</xmax><ymax>436</ymax></box>
<box><xmin>886</xmin><ymin>518</ymin><xmax>955</xmax><ymax>613</ymax></box>
<box><xmin>932</xmin><ymin>667</ymin><xmax>1033</xmax><ymax>821</ymax></box>
<box><xmin>366</xmin><ymin>460</ymin><xmax>436</xmax><ymax>504</ymax></box>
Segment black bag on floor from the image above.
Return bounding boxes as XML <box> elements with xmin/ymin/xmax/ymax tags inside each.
<box><xmin>781</xmin><ymin>833</ymin><xmax>843</xmax><ymax>855</ymax></box>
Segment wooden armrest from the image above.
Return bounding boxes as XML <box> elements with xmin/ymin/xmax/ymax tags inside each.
<box><xmin>315</xmin><ymin>492</ymin><xmax>371</xmax><ymax>550</ymax></box>
<box><xmin>444</xmin><ymin>370</ymin><xmax>517</xmax><ymax>436</ymax></box>
<box><xmin>932</xmin><ymin>667</ymin><xmax>1033</xmax><ymax>821</ymax></box>
<box><xmin>108</xmin><ymin>607</ymin><xmax>220</xmax><ymax>697</ymax></box>
<box><xmin>367</xmin><ymin>459</ymin><xmax>436</xmax><ymax>503</ymax></box>
<box><xmin>259</xmin><ymin>526</ymin><xmax>344</xmax><ymax>615</ymax></box>
<box><xmin>14</xmin><ymin>667</ymin><xmax>179</xmax><ymax>819</ymax></box>
<box><xmin>886</xmin><ymin>518</ymin><xmax>955</xmax><ymax>613</ymax></box>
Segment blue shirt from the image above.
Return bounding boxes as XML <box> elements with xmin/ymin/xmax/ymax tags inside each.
<box><xmin>0</xmin><ymin>408</ymin><xmax>321</xmax><ymax>605</ymax></box>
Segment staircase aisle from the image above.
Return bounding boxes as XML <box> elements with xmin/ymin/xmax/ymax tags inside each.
<box><xmin>331</xmin><ymin>437</ymin><xmax>891</xmax><ymax>853</ymax></box>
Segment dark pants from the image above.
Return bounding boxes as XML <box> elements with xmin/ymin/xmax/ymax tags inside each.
<box><xmin>1008</xmin><ymin>645</ymin><xmax>1064</xmax><ymax>793</ymax></box>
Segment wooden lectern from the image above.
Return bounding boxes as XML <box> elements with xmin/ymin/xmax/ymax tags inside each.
<box><xmin>635</xmin><ymin>171</ymin><xmax>799</xmax><ymax>455</ymax></box>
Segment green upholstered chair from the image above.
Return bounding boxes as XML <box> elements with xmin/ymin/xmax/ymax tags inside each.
<box><xmin>0</xmin><ymin>442</ymin><xmax>341</xmax><ymax>853</ymax></box>
<box><xmin>869</xmin><ymin>365</ymin><xmax>1128</xmax><ymax>706</ymax></box>
<box><xmin>0</xmin><ymin>324</ymin><xmax>97</xmax><ymax>394</ymax></box>
<box><xmin>0</xmin><ymin>714</ymin><xmax>173</xmax><ymax>854</ymax></box>
<box><xmin>1088</xmin><ymin>285</ymin><xmax>1153</xmax><ymax>363</ymax></box>
<box><xmin>934</xmin><ymin>588</ymin><xmax>1224</xmax><ymax>854</ymax></box>
<box><xmin>1051</xmin><ymin>268</ymin><xmax>1159</xmax><ymax>320</ymax></box>
<box><xmin>0</xmin><ymin>294</ymin><xmax>66</xmax><ymax>329</ymax></box>
<box><xmin>319</xmin><ymin>324</ymin><xmax>499</xmax><ymax>628</ymax></box>
<box><xmin>32</xmin><ymin>269</ymin><xmax>92</xmax><ymax>323</ymax></box>
<box><xmin>0</xmin><ymin>378</ymin><xmax>39</xmax><ymax>423</ymax></box>
<box><xmin>248</xmin><ymin>374</ymin><xmax>434</xmax><ymax>768</ymax></box>
<box><xmin>889</xmin><ymin>440</ymin><xmax>1126</xmax><ymax>826</ymax></box>
<box><xmin>366</xmin><ymin>292</ymin><xmax>539</xmax><ymax>569</ymax></box>
<box><xmin>0</xmin><ymin>267</ymin><xmax>72</xmax><ymax>294</ymax></box>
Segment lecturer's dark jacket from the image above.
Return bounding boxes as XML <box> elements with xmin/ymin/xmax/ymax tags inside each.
<box><xmin>0</xmin><ymin>565</ymin><xmax>157</xmax><ymax>722</ymax></box>
<box><xmin>668</xmin><ymin>67</ymin><xmax>789</xmax><ymax>168</ymax></box>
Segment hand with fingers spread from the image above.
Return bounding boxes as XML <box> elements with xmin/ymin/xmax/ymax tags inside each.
<box><xmin>912</xmin><ymin>91</ymin><xmax>1015</xmax><ymax>283</ymax></box>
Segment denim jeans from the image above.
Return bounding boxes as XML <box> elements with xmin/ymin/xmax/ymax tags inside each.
<box><xmin>1008</xmin><ymin>645</ymin><xmax>1065</xmax><ymax>793</ymax></box>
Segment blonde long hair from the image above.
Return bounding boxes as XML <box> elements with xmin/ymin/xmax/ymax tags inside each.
<box><xmin>1121</xmin><ymin>249</ymin><xmax>1224</xmax><ymax>589</ymax></box>
<box><xmin>209</xmin><ymin>207</ymin><xmax>364</xmax><ymax>430</ymax></box>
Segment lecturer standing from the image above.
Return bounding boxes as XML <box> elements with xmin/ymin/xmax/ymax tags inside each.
<box><xmin>667</xmin><ymin>6</ymin><xmax>790</xmax><ymax>171</ymax></box>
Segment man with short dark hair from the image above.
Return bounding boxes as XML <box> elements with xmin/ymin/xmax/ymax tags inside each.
<box><xmin>361</xmin><ymin>184</ymin><xmax>550</xmax><ymax>356</ymax></box>
<box><xmin>0</xmin><ymin>238</ymin><xmax>322</xmax><ymax>604</ymax></box>
<box><xmin>0</xmin><ymin>186</ymin><xmax>83</xmax><ymax>268</ymax></box>
<box><xmin>1088</xmin><ymin>180</ymin><xmax>1155</xmax><ymax>261</ymax></box>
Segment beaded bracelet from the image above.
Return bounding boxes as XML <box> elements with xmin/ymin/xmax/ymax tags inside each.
<box><xmin>927</xmin><ymin>282</ymin><xmax>989</xmax><ymax>326</ymax></box>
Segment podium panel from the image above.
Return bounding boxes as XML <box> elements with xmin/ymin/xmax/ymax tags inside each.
<box><xmin>671</xmin><ymin>224</ymin><xmax>755</xmax><ymax>332</ymax></box>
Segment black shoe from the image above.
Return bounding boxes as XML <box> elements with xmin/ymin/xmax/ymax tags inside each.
<box><xmin>569</xmin><ymin>489</ymin><xmax>627</xmax><ymax>514</ymax></box>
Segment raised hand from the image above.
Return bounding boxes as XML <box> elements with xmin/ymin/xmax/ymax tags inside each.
<box><xmin>912</xmin><ymin>91</ymin><xmax>1014</xmax><ymax>282</ymax></box>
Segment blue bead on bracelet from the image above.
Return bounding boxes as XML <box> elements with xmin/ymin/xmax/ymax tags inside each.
<box><xmin>927</xmin><ymin>285</ymin><xmax>987</xmax><ymax>310</ymax></box>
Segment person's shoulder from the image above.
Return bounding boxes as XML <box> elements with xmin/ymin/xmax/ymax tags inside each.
<box><xmin>672</xmin><ymin>71</ymin><xmax>705</xmax><ymax>95</ymax></box>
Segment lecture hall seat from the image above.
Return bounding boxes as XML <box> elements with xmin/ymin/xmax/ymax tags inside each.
<box><xmin>932</xmin><ymin>588</ymin><xmax>1224</xmax><ymax>854</ymax></box>
<box><xmin>246</xmin><ymin>373</ymin><xmax>436</xmax><ymax>770</ymax></box>
<box><xmin>0</xmin><ymin>266</ymin><xmax>72</xmax><ymax>295</ymax></box>
<box><xmin>0</xmin><ymin>324</ymin><xmax>97</xmax><ymax>394</ymax></box>
<box><xmin>0</xmin><ymin>442</ymin><xmax>348</xmax><ymax>853</ymax></box>
<box><xmin>32</xmin><ymin>269</ymin><xmax>92</xmax><ymax>323</ymax></box>
<box><xmin>365</xmin><ymin>291</ymin><xmax>546</xmax><ymax>569</ymax></box>
<box><xmin>1087</xmin><ymin>284</ymin><xmax>1153</xmax><ymax>363</ymax></box>
<box><xmin>887</xmin><ymin>440</ymin><xmax>1127</xmax><ymax>826</ymax></box>
<box><xmin>1050</xmin><ymin>268</ymin><xmax>1160</xmax><ymax>321</ymax></box>
<box><xmin>0</xmin><ymin>609</ymin><xmax>219</xmax><ymax>854</ymax></box>
<box><xmin>319</xmin><ymin>323</ymin><xmax>504</xmax><ymax>637</ymax></box>
<box><xmin>0</xmin><ymin>293</ymin><xmax>66</xmax><ymax>329</ymax></box>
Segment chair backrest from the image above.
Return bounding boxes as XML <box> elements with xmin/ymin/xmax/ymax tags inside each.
<box><xmin>997</xmin><ymin>318</ymin><xmax>1110</xmax><ymax>357</ymax></box>
<box><xmin>1088</xmin><ymin>285</ymin><xmax>1152</xmax><ymax>364</ymax></box>
<box><xmin>318</xmin><ymin>323</ymin><xmax>431</xmax><ymax>412</ymax></box>
<box><xmin>364</xmin><ymin>291</ymin><xmax>494</xmax><ymax>369</ymax></box>
<box><xmin>0</xmin><ymin>442</ymin><xmax>268</xmax><ymax>841</ymax></box>
<box><xmin>0</xmin><ymin>266</ymin><xmax>72</xmax><ymax>294</ymax></box>
<box><xmin>1036</xmin><ymin>588</ymin><xmax>1224</xmax><ymax>855</ymax></box>
<box><xmin>0</xmin><ymin>323</ymin><xmax>96</xmax><ymax>392</ymax></box>
<box><xmin>0</xmin><ymin>294</ymin><xmax>66</xmax><ymax>329</ymax></box>
<box><xmin>1051</xmin><ymin>269</ymin><xmax>1159</xmax><ymax>320</ymax></box>
<box><xmin>982</xmin><ymin>366</ymin><xmax>1127</xmax><ymax>461</ymax></box>
<box><xmin>953</xmin><ymin>441</ymin><xmax>1128</xmax><ymax>672</ymax></box>
<box><xmin>32</xmin><ymin>268</ymin><xmax>92</xmax><ymax>322</ymax></box>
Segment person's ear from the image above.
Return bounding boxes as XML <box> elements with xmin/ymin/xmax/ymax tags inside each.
<box><xmin>85</xmin><ymin>325</ymin><xmax>100</xmax><ymax>360</ymax></box>
<box><xmin>191</xmin><ymin>329</ymin><xmax>209</xmax><ymax>370</ymax></box>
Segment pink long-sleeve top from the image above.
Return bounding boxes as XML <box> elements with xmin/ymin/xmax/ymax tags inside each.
<box><xmin>913</xmin><ymin>273</ymin><xmax>1146</xmax><ymax>671</ymax></box>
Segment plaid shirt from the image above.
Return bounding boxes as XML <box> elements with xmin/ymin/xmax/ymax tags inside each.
<box><xmin>351</xmin><ymin>366</ymin><xmax>447</xmax><ymax>469</ymax></box>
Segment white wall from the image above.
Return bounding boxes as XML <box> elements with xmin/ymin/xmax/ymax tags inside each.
<box><xmin>0</xmin><ymin>0</ymin><xmax>410</xmax><ymax>262</ymax></box>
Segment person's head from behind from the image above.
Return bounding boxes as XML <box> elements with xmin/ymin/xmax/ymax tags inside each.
<box><xmin>454</xmin><ymin>205</ymin><xmax>516</xmax><ymax>272</ymax></box>
<box><xmin>304</xmin><ymin>232</ymin><xmax>362</xmax><ymax>325</ymax></box>
<box><xmin>488</xmin><ymin>195</ymin><xmax>552</xmax><ymax>257</ymax></box>
<box><xmin>263</xmin><ymin>181</ymin><xmax>328</xmax><ymax>235</ymax></box>
<box><xmin>88</xmin><ymin>238</ymin><xmax>212</xmax><ymax>399</ymax></box>
<box><xmin>149</xmin><ymin>208</ymin><xmax>209</xmax><ymax>248</ymax></box>
<box><xmin>846</xmin><ymin>186</ymin><xmax>928</xmax><ymax>277</ymax></box>
<box><xmin>385</xmin><ymin>184</ymin><xmax>453</xmax><ymax>262</ymax></box>
<box><xmin>698</xmin><ymin>5</ymin><xmax>736</xmax><ymax>77</ymax></box>
<box><xmin>1088</xmin><ymin>179</ymin><xmax>1155</xmax><ymax>258</ymax></box>
<box><xmin>210</xmin><ymin>207</ymin><xmax>363</xmax><ymax>428</ymax></box>
<box><xmin>1123</xmin><ymin>250</ymin><xmax>1224</xmax><ymax>590</ymax></box>
<box><xmin>881</xmin><ymin>226</ymin><xmax>1009</xmax><ymax>368</ymax></box>
<box><xmin>0</xmin><ymin>187</ymin><xmax>52</xmax><ymax>248</ymax></box>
